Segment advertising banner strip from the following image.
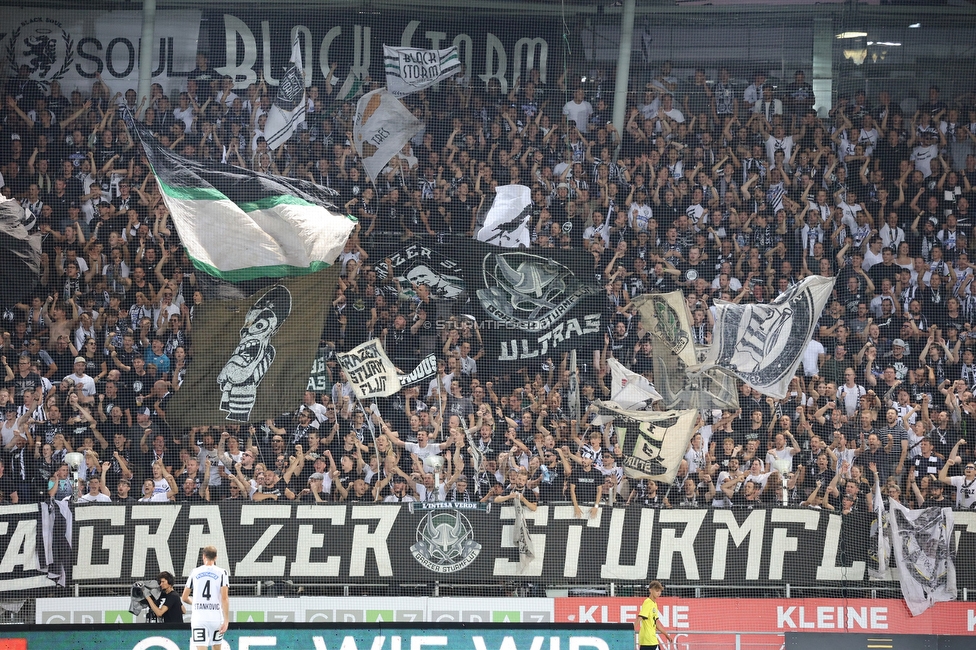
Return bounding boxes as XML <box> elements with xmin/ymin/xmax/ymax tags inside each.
<box><xmin>33</xmin><ymin>596</ymin><xmax>976</xmax><ymax>637</ymax></box>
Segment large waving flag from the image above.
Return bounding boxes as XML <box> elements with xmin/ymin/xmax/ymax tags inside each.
<box><xmin>168</xmin><ymin>268</ymin><xmax>339</xmax><ymax>428</ymax></box>
<box><xmin>384</xmin><ymin>45</ymin><xmax>461</xmax><ymax>98</ymax></box>
<box><xmin>264</xmin><ymin>36</ymin><xmax>307</xmax><ymax>150</ymax></box>
<box><xmin>476</xmin><ymin>184</ymin><xmax>532</xmax><ymax>248</ymax></box>
<box><xmin>128</xmin><ymin>118</ymin><xmax>356</xmax><ymax>282</ymax></box>
<box><xmin>634</xmin><ymin>292</ymin><xmax>739</xmax><ymax>412</ymax></box>
<box><xmin>353</xmin><ymin>88</ymin><xmax>423</xmax><ymax>184</ymax></box>
<box><xmin>0</xmin><ymin>197</ymin><xmax>41</xmax><ymax>306</ymax></box>
<box><xmin>888</xmin><ymin>499</ymin><xmax>956</xmax><ymax>616</ymax></box>
<box><xmin>699</xmin><ymin>276</ymin><xmax>834</xmax><ymax>399</ymax></box>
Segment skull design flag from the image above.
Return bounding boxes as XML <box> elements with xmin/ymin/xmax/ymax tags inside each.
<box><xmin>465</xmin><ymin>238</ymin><xmax>605</xmax><ymax>363</ymax></box>
<box><xmin>168</xmin><ymin>268</ymin><xmax>338</xmax><ymax>428</ymax></box>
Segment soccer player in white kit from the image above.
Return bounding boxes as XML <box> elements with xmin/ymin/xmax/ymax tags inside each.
<box><xmin>181</xmin><ymin>545</ymin><xmax>229</xmax><ymax>649</ymax></box>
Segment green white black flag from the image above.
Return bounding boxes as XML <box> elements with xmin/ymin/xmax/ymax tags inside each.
<box><xmin>168</xmin><ymin>268</ymin><xmax>338</xmax><ymax>428</ymax></box>
<box><xmin>129</xmin><ymin>118</ymin><xmax>355</xmax><ymax>282</ymax></box>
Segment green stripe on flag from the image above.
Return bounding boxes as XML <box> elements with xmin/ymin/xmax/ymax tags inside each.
<box><xmin>157</xmin><ymin>178</ymin><xmax>228</xmax><ymax>202</ymax></box>
<box><xmin>237</xmin><ymin>194</ymin><xmax>316</xmax><ymax>213</ymax></box>
<box><xmin>157</xmin><ymin>177</ymin><xmax>358</xmax><ymax>219</ymax></box>
<box><xmin>184</xmin><ymin>252</ymin><xmax>334</xmax><ymax>282</ymax></box>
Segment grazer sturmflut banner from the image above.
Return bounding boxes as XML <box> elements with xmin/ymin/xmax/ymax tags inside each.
<box><xmin>4</xmin><ymin>504</ymin><xmax>976</xmax><ymax>593</ymax></box>
<box><xmin>168</xmin><ymin>268</ymin><xmax>338</xmax><ymax>428</ymax></box>
<box><xmin>337</xmin><ymin>340</ymin><xmax>402</xmax><ymax>399</ymax></box>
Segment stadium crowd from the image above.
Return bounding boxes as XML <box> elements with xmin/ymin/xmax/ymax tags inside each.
<box><xmin>2</xmin><ymin>54</ymin><xmax>976</xmax><ymax>516</ymax></box>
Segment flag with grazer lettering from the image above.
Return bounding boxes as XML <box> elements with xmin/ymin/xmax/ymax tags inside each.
<box><xmin>591</xmin><ymin>401</ymin><xmax>699</xmax><ymax>482</ymax></box>
<box><xmin>336</xmin><ymin>339</ymin><xmax>402</xmax><ymax>400</ymax></box>
<box><xmin>699</xmin><ymin>275</ymin><xmax>834</xmax><ymax>399</ymax></box>
<box><xmin>888</xmin><ymin>499</ymin><xmax>956</xmax><ymax>616</ymax></box>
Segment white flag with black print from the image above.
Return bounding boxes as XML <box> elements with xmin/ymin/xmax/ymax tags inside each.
<box><xmin>336</xmin><ymin>339</ymin><xmax>402</xmax><ymax>400</ymax></box>
<box><xmin>512</xmin><ymin>496</ymin><xmax>536</xmax><ymax>574</ymax></box>
<box><xmin>888</xmin><ymin>498</ymin><xmax>956</xmax><ymax>616</ymax></box>
<box><xmin>384</xmin><ymin>45</ymin><xmax>461</xmax><ymax>98</ymax></box>
<box><xmin>591</xmin><ymin>402</ymin><xmax>699</xmax><ymax>483</ymax></box>
<box><xmin>476</xmin><ymin>184</ymin><xmax>532</xmax><ymax>248</ymax></box>
<box><xmin>869</xmin><ymin>481</ymin><xmax>893</xmax><ymax>580</ymax></box>
<box><xmin>353</xmin><ymin>89</ymin><xmax>423</xmax><ymax>183</ymax></box>
<box><xmin>699</xmin><ymin>275</ymin><xmax>834</xmax><ymax>399</ymax></box>
<box><xmin>607</xmin><ymin>357</ymin><xmax>663</xmax><ymax>409</ymax></box>
<box><xmin>264</xmin><ymin>36</ymin><xmax>307</xmax><ymax>151</ymax></box>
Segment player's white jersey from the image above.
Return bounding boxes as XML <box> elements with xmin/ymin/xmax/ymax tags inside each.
<box><xmin>187</xmin><ymin>564</ymin><xmax>229</xmax><ymax>620</ymax></box>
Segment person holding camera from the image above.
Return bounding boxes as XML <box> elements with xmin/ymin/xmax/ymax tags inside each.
<box><xmin>145</xmin><ymin>570</ymin><xmax>184</xmax><ymax>624</ymax></box>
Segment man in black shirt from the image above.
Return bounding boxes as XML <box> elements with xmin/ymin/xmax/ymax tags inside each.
<box><xmin>569</xmin><ymin>455</ymin><xmax>602</xmax><ymax>519</ymax></box>
<box><xmin>145</xmin><ymin>571</ymin><xmax>184</xmax><ymax>624</ymax></box>
<box><xmin>495</xmin><ymin>467</ymin><xmax>538</xmax><ymax>509</ymax></box>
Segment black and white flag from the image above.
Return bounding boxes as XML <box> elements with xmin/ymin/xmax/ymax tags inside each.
<box><xmin>265</xmin><ymin>36</ymin><xmax>307</xmax><ymax>150</ymax></box>
<box><xmin>888</xmin><ymin>499</ymin><xmax>956</xmax><ymax>616</ymax></box>
<box><xmin>607</xmin><ymin>357</ymin><xmax>662</xmax><ymax>409</ymax></box>
<box><xmin>700</xmin><ymin>275</ymin><xmax>834</xmax><ymax>399</ymax></box>
<box><xmin>476</xmin><ymin>184</ymin><xmax>532</xmax><ymax>249</ymax></box>
<box><xmin>397</xmin><ymin>353</ymin><xmax>438</xmax><ymax>388</ymax></box>
<box><xmin>336</xmin><ymin>340</ymin><xmax>402</xmax><ymax>400</ymax></box>
<box><xmin>384</xmin><ymin>45</ymin><xmax>461</xmax><ymax>98</ymax></box>
<box><xmin>635</xmin><ymin>292</ymin><xmax>738</xmax><ymax>412</ymax></box>
<box><xmin>869</xmin><ymin>481</ymin><xmax>892</xmax><ymax>581</ymax></box>
<box><xmin>567</xmin><ymin>349</ymin><xmax>581</xmax><ymax>421</ymax></box>
<box><xmin>380</xmin><ymin>238</ymin><xmax>604</xmax><ymax>363</ymax></box>
<box><xmin>470</xmin><ymin>240</ymin><xmax>605</xmax><ymax>363</ymax></box>
<box><xmin>512</xmin><ymin>497</ymin><xmax>535</xmax><ymax>574</ymax></box>
<box><xmin>591</xmin><ymin>401</ymin><xmax>698</xmax><ymax>483</ymax></box>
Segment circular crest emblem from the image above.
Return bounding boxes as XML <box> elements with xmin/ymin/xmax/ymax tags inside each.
<box><xmin>5</xmin><ymin>20</ymin><xmax>75</xmax><ymax>84</ymax></box>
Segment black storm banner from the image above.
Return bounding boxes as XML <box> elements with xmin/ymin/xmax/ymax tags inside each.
<box><xmin>2</xmin><ymin>504</ymin><xmax>976</xmax><ymax>593</ymax></box>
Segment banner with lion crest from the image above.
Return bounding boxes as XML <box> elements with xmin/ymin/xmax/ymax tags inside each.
<box><xmin>0</xmin><ymin>10</ymin><xmax>200</xmax><ymax>94</ymax></box>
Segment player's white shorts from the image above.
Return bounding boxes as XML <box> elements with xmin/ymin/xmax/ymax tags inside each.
<box><xmin>190</xmin><ymin>618</ymin><xmax>224</xmax><ymax>647</ymax></box>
